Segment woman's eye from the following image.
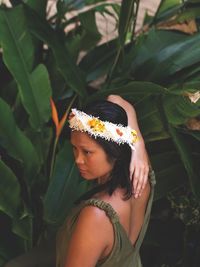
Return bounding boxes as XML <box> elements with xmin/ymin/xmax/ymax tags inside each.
<box><xmin>84</xmin><ymin>150</ymin><xmax>91</xmax><ymax>155</ymax></box>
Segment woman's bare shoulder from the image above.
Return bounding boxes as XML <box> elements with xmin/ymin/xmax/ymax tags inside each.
<box><xmin>75</xmin><ymin>204</ymin><xmax>114</xmax><ymax>240</ymax></box>
<box><xmin>64</xmin><ymin>205</ymin><xmax>114</xmax><ymax>267</ymax></box>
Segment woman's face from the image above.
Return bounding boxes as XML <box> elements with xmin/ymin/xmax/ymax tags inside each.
<box><xmin>70</xmin><ymin>131</ymin><xmax>114</xmax><ymax>181</ymax></box>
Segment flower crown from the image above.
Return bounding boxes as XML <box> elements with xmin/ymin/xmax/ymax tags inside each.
<box><xmin>68</xmin><ymin>108</ymin><xmax>138</xmax><ymax>150</ymax></box>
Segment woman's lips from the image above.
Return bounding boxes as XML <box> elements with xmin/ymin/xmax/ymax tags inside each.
<box><xmin>79</xmin><ymin>169</ymin><xmax>87</xmax><ymax>174</ymax></box>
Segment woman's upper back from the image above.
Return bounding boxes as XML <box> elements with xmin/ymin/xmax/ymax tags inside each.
<box><xmin>56</xmin><ymin>171</ymin><xmax>155</xmax><ymax>267</ymax></box>
<box><xmin>57</xmin><ymin>198</ymin><xmax>136</xmax><ymax>267</ymax></box>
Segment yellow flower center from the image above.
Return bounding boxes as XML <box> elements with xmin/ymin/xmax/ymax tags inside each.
<box><xmin>88</xmin><ymin>118</ymin><xmax>105</xmax><ymax>132</ymax></box>
<box><xmin>131</xmin><ymin>130</ymin><xmax>138</xmax><ymax>143</ymax></box>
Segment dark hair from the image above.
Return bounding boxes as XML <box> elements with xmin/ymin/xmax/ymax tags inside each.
<box><xmin>74</xmin><ymin>100</ymin><xmax>132</xmax><ymax>201</ymax></box>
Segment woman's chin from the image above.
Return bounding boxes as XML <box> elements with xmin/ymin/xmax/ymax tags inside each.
<box><xmin>79</xmin><ymin>171</ymin><xmax>94</xmax><ymax>180</ymax></box>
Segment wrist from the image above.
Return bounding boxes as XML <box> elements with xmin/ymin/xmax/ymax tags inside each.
<box><xmin>135</xmin><ymin>137</ymin><xmax>145</xmax><ymax>148</ymax></box>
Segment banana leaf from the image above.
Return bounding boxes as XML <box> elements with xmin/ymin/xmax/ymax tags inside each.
<box><xmin>0</xmin><ymin>160</ymin><xmax>21</xmax><ymax>218</ymax></box>
<box><xmin>25</xmin><ymin>0</ymin><xmax>47</xmax><ymax>17</ymax></box>
<box><xmin>44</xmin><ymin>141</ymin><xmax>88</xmax><ymax>225</ymax></box>
<box><xmin>163</xmin><ymin>94</ymin><xmax>200</xmax><ymax>125</ymax></box>
<box><xmin>151</xmin><ymin>151</ymin><xmax>188</xmax><ymax>200</ymax></box>
<box><xmin>78</xmin><ymin>9</ymin><xmax>101</xmax><ymax>50</ymax></box>
<box><xmin>126</xmin><ymin>29</ymin><xmax>200</xmax><ymax>83</ymax></box>
<box><xmin>168</xmin><ymin>125</ymin><xmax>200</xmax><ymax>200</ymax></box>
<box><xmin>24</xmin><ymin>4</ymin><xmax>87</xmax><ymax>99</ymax></box>
<box><xmin>79</xmin><ymin>39</ymin><xmax>117</xmax><ymax>82</ymax></box>
<box><xmin>88</xmin><ymin>81</ymin><xmax>168</xmax><ymax>101</ymax></box>
<box><xmin>0</xmin><ymin>98</ymin><xmax>40</xmax><ymax>184</ymax></box>
<box><xmin>0</xmin><ymin>6</ymin><xmax>52</xmax><ymax>130</ymax></box>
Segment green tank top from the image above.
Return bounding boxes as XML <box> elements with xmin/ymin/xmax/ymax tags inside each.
<box><xmin>56</xmin><ymin>170</ymin><xmax>156</xmax><ymax>267</ymax></box>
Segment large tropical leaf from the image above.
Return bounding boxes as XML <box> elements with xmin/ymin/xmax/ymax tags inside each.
<box><xmin>43</xmin><ymin>141</ymin><xmax>88</xmax><ymax>225</ymax></box>
<box><xmin>153</xmin><ymin>0</ymin><xmax>184</xmax><ymax>23</ymax></box>
<box><xmin>79</xmin><ymin>39</ymin><xmax>118</xmax><ymax>82</ymax></box>
<box><xmin>24</xmin><ymin>4</ymin><xmax>87</xmax><ymax>99</ymax></box>
<box><xmin>0</xmin><ymin>98</ymin><xmax>40</xmax><ymax>184</ymax></box>
<box><xmin>127</xmin><ymin>29</ymin><xmax>200</xmax><ymax>83</ymax></box>
<box><xmin>163</xmin><ymin>94</ymin><xmax>200</xmax><ymax>125</ymax></box>
<box><xmin>151</xmin><ymin>151</ymin><xmax>188</xmax><ymax>200</ymax></box>
<box><xmin>10</xmin><ymin>0</ymin><xmax>47</xmax><ymax>16</ymax></box>
<box><xmin>134</xmin><ymin>95</ymin><xmax>168</xmax><ymax>140</ymax></box>
<box><xmin>78</xmin><ymin>9</ymin><xmax>101</xmax><ymax>50</ymax></box>
<box><xmin>168</xmin><ymin>125</ymin><xmax>200</xmax><ymax>200</ymax></box>
<box><xmin>88</xmin><ymin>81</ymin><xmax>168</xmax><ymax>101</ymax></box>
<box><xmin>0</xmin><ymin>6</ymin><xmax>52</xmax><ymax>130</ymax></box>
<box><xmin>25</xmin><ymin>0</ymin><xmax>48</xmax><ymax>17</ymax></box>
<box><xmin>0</xmin><ymin>160</ymin><xmax>21</xmax><ymax>217</ymax></box>
<box><xmin>12</xmin><ymin>209</ymin><xmax>33</xmax><ymax>243</ymax></box>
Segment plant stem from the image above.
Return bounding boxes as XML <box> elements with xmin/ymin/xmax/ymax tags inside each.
<box><xmin>49</xmin><ymin>137</ymin><xmax>58</xmax><ymax>179</ymax></box>
<box><xmin>49</xmin><ymin>94</ymin><xmax>77</xmax><ymax>180</ymax></box>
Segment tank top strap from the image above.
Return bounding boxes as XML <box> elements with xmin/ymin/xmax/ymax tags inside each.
<box><xmin>134</xmin><ymin>169</ymin><xmax>156</xmax><ymax>252</ymax></box>
<box><xmin>83</xmin><ymin>198</ymin><xmax>119</xmax><ymax>224</ymax></box>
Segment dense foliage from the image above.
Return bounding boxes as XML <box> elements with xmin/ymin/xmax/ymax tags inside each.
<box><xmin>0</xmin><ymin>0</ymin><xmax>200</xmax><ymax>266</ymax></box>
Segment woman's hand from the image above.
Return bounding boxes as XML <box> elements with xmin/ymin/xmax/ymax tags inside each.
<box><xmin>130</xmin><ymin>140</ymin><xmax>150</xmax><ymax>198</ymax></box>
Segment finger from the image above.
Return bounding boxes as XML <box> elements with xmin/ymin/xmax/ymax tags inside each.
<box><xmin>141</xmin><ymin>166</ymin><xmax>150</xmax><ymax>189</ymax></box>
<box><xmin>134</xmin><ymin>178</ymin><xmax>144</xmax><ymax>198</ymax></box>
<box><xmin>132</xmin><ymin>168</ymin><xmax>140</xmax><ymax>192</ymax></box>
<box><xmin>129</xmin><ymin>165</ymin><xmax>135</xmax><ymax>181</ymax></box>
<box><xmin>134</xmin><ymin>166</ymin><xmax>149</xmax><ymax>197</ymax></box>
<box><xmin>137</xmin><ymin>167</ymin><xmax>150</xmax><ymax>197</ymax></box>
<box><xmin>133</xmin><ymin>169</ymin><xmax>143</xmax><ymax>198</ymax></box>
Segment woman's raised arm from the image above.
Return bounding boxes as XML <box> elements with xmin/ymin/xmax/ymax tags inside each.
<box><xmin>107</xmin><ymin>94</ymin><xmax>150</xmax><ymax>198</ymax></box>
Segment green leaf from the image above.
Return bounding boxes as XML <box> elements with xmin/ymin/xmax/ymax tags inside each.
<box><xmin>88</xmin><ymin>81</ymin><xmax>168</xmax><ymax>101</ymax></box>
<box><xmin>44</xmin><ymin>141</ymin><xmax>88</xmax><ymax>225</ymax></box>
<box><xmin>0</xmin><ymin>221</ymin><xmax>25</xmax><ymax>263</ymax></box>
<box><xmin>79</xmin><ymin>39</ymin><xmax>117</xmax><ymax>82</ymax></box>
<box><xmin>0</xmin><ymin>5</ymin><xmax>34</xmax><ymax>72</ymax></box>
<box><xmin>79</xmin><ymin>9</ymin><xmax>101</xmax><ymax>50</ymax></box>
<box><xmin>164</xmin><ymin>95</ymin><xmax>200</xmax><ymax>125</ymax></box>
<box><xmin>176</xmin><ymin>7</ymin><xmax>200</xmax><ymax>22</ymax></box>
<box><xmin>24</xmin><ymin>4</ymin><xmax>87</xmax><ymax>99</ymax></box>
<box><xmin>29</xmin><ymin>64</ymin><xmax>52</xmax><ymax>125</ymax></box>
<box><xmin>169</xmin><ymin>81</ymin><xmax>200</xmax><ymax>94</ymax></box>
<box><xmin>135</xmin><ymin>96</ymin><xmax>167</xmax><ymax>139</ymax></box>
<box><xmin>0</xmin><ymin>160</ymin><xmax>21</xmax><ymax>218</ymax></box>
<box><xmin>12</xmin><ymin>210</ymin><xmax>33</xmax><ymax>242</ymax></box>
<box><xmin>189</xmin><ymin>130</ymin><xmax>200</xmax><ymax>141</ymax></box>
<box><xmin>151</xmin><ymin>152</ymin><xmax>188</xmax><ymax>200</ymax></box>
<box><xmin>0</xmin><ymin>98</ymin><xmax>40</xmax><ymax>184</ymax></box>
<box><xmin>153</xmin><ymin>0</ymin><xmax>184</xmax><ymax>23</ymax></box>
<box><xmin>168</xmin><ymin>126</ymin><xmax>200</xmax><ymax>200</ymax></box>
<box><xmin>25</xmin><ymin>127</ymin><xmax>53</xmax><ymax>165</ymax></box>
<box><xmin>118</xmin><ymin>0</ymin><xmax>135</xmax><ymax>46</ymax></box>
<box><xmin>57</xmin><ymin>0</ymin><xmax>107</xmax><ymax>13</ymax></box>
<box><xmin>0</xmin><ymin>6</ymin><xmax>52</xmax><ymax>130</ymax></box>
<box><xmin>158</xmin><ymin>0</ymin><xmax>182</xmax><ymax>14</ymax></box>
<box><xmin>129</xmin><ymin>29</ymin><xmax>200</xmax><ymax>83</ymax></box>
<box><xmin>25</xmin><ymin>0</ymin><xmax>48</xmax><ymax>17</ymax></box>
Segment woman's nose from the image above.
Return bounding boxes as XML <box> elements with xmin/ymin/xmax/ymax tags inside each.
<box><xmin>75</xmin><ymin>151</ymin><xmax>85</xmax><ymax>165</ymax></box>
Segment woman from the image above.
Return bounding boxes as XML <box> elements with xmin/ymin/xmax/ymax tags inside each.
<box><xmin>56</xmin><ymin>98</ymin><xmax>155</xmax><ymax>267</ymax></box>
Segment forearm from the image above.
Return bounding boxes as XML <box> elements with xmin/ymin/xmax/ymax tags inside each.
<box><xmin>107</xmin><ymin>94</ymin><xmax>144</xmax><ymax>144</ymax></box>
